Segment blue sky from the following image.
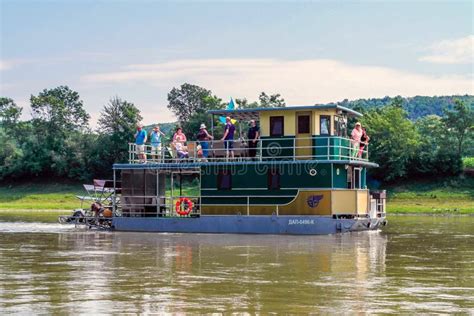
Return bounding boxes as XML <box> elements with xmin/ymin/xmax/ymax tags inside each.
<box><xmin>1</xmin><ymin>0</ymin><xmax>473</xmax><ymax>125</ymax></box>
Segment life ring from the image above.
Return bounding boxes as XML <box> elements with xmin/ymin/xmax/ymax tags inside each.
<box><xmin>175</xmin><ymin>197</ymin><xmax>193</xmax><ymax>216</ymax></box>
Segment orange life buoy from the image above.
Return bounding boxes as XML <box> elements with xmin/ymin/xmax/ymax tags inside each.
<box><xmin>175</xmin><ymin>197</ymin><xmax>193</xmax><ymax>216</ymax></box>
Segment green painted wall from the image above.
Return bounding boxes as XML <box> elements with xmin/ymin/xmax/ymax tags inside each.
<box><xmin>314</xmin><ymin>136</ymin><xmax>351</xmax><ymax>160</ymax></box>
<box><xmin>260</xmin><ymin>137</ymin><xmax>295</xmax><ymax>160</ymax></box>
<box><xmin>332</xmin><ymin>164</ymin><xmax>347</xmax><ymax>188</ymax></box>
<box><xmin>201</xmin><ymin>162</ymin><xmax>333</xmax><ymax>191</ymax></box>
<box><xmin>200</xmin><ymin>162</ymin><xmax>364</xmax><ymax>205</ymax></box>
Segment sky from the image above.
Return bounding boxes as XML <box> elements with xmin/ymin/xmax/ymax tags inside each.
<box><xmin>1</xmin><ymin>0</ymin><xmax>473</xmax><ymax>126</ymax></box>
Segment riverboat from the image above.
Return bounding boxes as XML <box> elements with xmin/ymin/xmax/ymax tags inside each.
<box><xmin>60</xmin><ymin>105</ymin><xmax>387</xmax><ymax>235</ymax></box>
<box><xmin>62</xmin><ymin>105</ymin><xmax>387</xmax><ymax>234</ymax></box>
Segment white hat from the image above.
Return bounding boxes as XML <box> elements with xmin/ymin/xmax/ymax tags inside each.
<box><xmin>200</xmin><ymin>123</ymin><xmax>206</xmax><ymax>129</ymax></box>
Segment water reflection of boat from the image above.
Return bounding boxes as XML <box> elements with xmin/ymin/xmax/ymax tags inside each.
<box><xmin>62</xmin><ymin>105</ymin><xmax>388</xmax><ymax>234</ymax></box>
<box><xmin>53</xmin><ymin>231</ymin><xmax>388</xmax><ymax>313</ymax></box>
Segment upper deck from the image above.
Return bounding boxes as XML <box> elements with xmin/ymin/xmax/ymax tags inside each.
<box><xmin>125</xmin><ymin>104</ymin><xmax>375</xmax><ymax>167</ymax></box>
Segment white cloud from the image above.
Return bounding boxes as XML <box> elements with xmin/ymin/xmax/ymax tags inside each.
<box><xmin>81</xmin><ymin>58</ymin><xmax>474</xmax><ymax>105</ymax></box>
<box><xmin>0</xmin><ymin>60</ymin><xmax>15</xmax><ymax>71</ymax></box>
<box><xmin>419</xmin><ymin>35</ymin><xmax>474</xmax><ymax>64</ymax></box>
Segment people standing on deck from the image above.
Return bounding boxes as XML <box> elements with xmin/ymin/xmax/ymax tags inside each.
<box><xmin>247</xmin><ymin>120</ymin><xmax>260</xmax><ymax>160</ymax></box>
<box><xmin>134</xmin><ymin>124</ymin><xmax>147</xmax><ymax>163</ymax></box>
<box><xmin>358</xmin><ymin>128</ymin><xmax>370</xmax><ymax>158</ymax></box>
<box><xmin>173</xmin><ymin>127</ymin><xmax>187</xmax><ymax>144</ymax></box>
<box><xmin>350</xmin><ymin>122</ymin><xmax>363</xmax><ymax>158</ymax></box>
<box><xmin>221</xmin><ymin>116</ymin><xmax>235</xmax><ymax>159</ymax></box>
<box><xmin>150</xmin><ymin>125</ymin><xmax>165</xmax><ymax>162</ymax></box>
<box><xmin>172</xmin><ymin>127</ymin><xmax>187</xmax><ymax>160</ymax></box>
<box><xmin>197</xmin><ymin>123</ymin><xmax>213</xmax><ymax>161</ymax></box>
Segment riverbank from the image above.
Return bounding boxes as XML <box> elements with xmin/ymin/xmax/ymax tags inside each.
<box><xmin>385</xmin><ymin>177</ymin><xmax>474</xmax><ymax>214</ymax></box>
<box><xmin>0</xmin><ymin>178</ymin><xmax>473</xmax><ymax>214</ymax></box>
<box><xmin>0</xmin><ymin>182</ymin><xmax>83</xmax><ymax>210</ymax></box>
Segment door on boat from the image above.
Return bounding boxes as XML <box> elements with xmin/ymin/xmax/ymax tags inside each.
<box><xmin>295</xmin><ymin>112</ymin><xmax>312</xmax><ymax>159</ymax></box>
<box><xmin>347</xmin><ymin>166</ymin><xmax>362</xmax><ymax>189</ymax></box>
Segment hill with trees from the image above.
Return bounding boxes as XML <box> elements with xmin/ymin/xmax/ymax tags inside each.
<box><xmin>325</xmin><ymin>95</ymin><xmax>474</xmax><ymax>120</ymax></box>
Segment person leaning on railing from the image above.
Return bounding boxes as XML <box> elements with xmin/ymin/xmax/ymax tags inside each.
<box><xmin>197</xmin><ymin>123</ymin><xmax>213</xmax><ymax>161</ymax></box>
<box><xmin>134</xmin><ymin>124</ymin><xmax>147</xmax><ymax>163</ymax></box>
<box><xmin>150</xmin><ymin>125</ymin><xmax>165</xmax><ymax>162</ymax></box>
<box><xmin>358</xmin><ymin>128</ymin><xmax>370</xmax><ymax>158</ymax></box>
<box><xmin>221</xmin><ymin>117</ymin><xmax>235</xmax><ymax>159</ymax></box>
<box><xmin>172</xmin><ymin>127</ymin><xmax>188</xmax><ymax>160</ymax></box>
<box><xmin>247</xmin><ymin>120</ymin><xmax>260</xmax><ymax>160</ymax></box>
<box><xmin>350</xmin><ymin>122</ymin><xmax>363</xmax><ymax>158</ymax></box>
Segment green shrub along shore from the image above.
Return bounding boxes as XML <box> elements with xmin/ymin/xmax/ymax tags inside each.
<box><xmin>0</xmin><ymin>177</ymin><xmax>473</xmax><ymax>216</ymax></box>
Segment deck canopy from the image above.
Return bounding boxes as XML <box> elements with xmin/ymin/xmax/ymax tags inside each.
<box><xmin>207</xmin><ymin>108</ymin><xmax>260</xmax><ymax>121</ymax></box>
<box><xmin>207</xmin><ymin>104</ymin><xmax>362</xmax><ymax>120</ymax></box>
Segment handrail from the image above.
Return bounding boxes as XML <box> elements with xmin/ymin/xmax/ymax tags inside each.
<box><xmin>127</xmin><ymin>136</ymin><xmax>369</xmax><ymax>164</ymax></box>
<box><xmin>119</xmin><ymin>193</ymin><xmax>299</xmax><ymax>218</ymax></box>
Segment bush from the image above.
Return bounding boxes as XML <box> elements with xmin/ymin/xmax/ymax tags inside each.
<box><xmin>463</xmin><ymin>157</ymin><xmax>474</xmax><ymax>169</ymax></box>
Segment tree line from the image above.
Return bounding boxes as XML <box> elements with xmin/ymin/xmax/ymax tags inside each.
<box><xmin>331</xmin><ymin>95</ymin><xmax>474</xmax><ymax>121</ymax></box>
<box><xmin>357</xmin><ymin>97</ymin><xmax>473</xmax><ymax>181</ymax></box>
<box><xmin>0</xmin><ymin>87</ymin><xmax>142</xmax><ymax>180</ymax></box>
<box><xmin>0</xmin><ymin>84</ymin><xmax>473</xmax><ymax>183</ymax></box>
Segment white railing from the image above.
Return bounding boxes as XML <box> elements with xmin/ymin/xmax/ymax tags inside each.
<box><xmin>118</xmin><ymin>194</ymin><xmax>298</xmax><ymax>218</ymax></box>
<box><xmin>127</xmin><ymin>136</ymin><xmax>369</xmax><ymax>164</ymax></box>
<box><xmin>120</xmin><ymin>195</ymin><xmax>201</xmax><ymax>217</ymax></box>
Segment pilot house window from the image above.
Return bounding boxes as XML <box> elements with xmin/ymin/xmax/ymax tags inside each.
<box><xmin>270</xmin><ymin>116</ymin><xmax>284</xmax><ymax>137</ymax></box>
<box><xmin>320</xmin><ymin>115</ymin><xmax>331</xmax><ymax>135</ymax></box>
<box><xmin>298</xmin><ymin>115</ymin><xmax>310</xmax><ymax>134</ymax></box>
<box><xmin>334</xmin><ymin>116</ymin><xmax>347</xmax><ymax>137</ymax></box>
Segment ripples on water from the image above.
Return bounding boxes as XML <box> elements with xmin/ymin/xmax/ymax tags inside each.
<box><xmin>0</xmin><ymin>217</ymin><xmax>473</xmax><ymax>314</ymax></box>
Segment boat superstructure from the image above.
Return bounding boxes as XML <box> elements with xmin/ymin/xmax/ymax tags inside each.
<box><xmin>107</xmin><ymin>105</ymin><xmax>386</xmax><ymax>234</ymax></box>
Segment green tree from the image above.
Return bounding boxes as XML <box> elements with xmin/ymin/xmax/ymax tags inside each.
<box><xmin>361</xmin><ymin>105</ymin><xmax>420</xmax><ymax>181</ymax></box>
<box><xmin>0</xmin><ymin>97</ymin><xmax>22</xmax><ymax>129</ymax></box>
<box><xmin>236</xmin><ymin>92</ymin><xmax>286</xmax><ymax>109</ymax></box>
<box><xmin>97</xmin><ymin>96</ymin><xmax>142</xmax><ymax>167</ymax></box>
<box><xmin>258</xmin><ymin>92</ymin><xmax>286</xmax><ymax>108</ymax></box>
<box><xmin>167</xmin><ymin>84</ymin><xmax>225</xmax><ymax>139</ymax></box>
<box><xmin>30</xmin><ymin>86</ymin><xmax>89</xmax><ymax>131</ymax></box>
<box><xmin>235</xmin><ymin>98</ymin><xmax>259</xmax><ymax>109</ymax></box>
<box><xmin>167</xmin><ymin>83</ymin><xmax>222</xmax><ymax>123</ymax></box>
<box><xmin>411</xmin><ymin>115</ymin><xmax>462</xmax><ymax>175</ymax></box>
<box><xmin>27</xmin><ymin>86</ymin><xmax>90</xmax><ymax>178</ymax></box>
<box><xmin>442</xmin><ymin>99</ymin><xmax>474</xmax><ymax>157</ymax></box>
<box><xmin>0</xmin><ymin>128</ymin><xmax>24</xmax><ymax>179</ymax></box>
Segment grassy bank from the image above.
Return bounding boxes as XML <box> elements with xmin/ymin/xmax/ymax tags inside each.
<box><xmin>0</xmin><ymin>178</ymin><xmax>473</xmax><ymax>215</ymax></box>
<box><xmin>0</xmin><ymin>182</ymin><xmax>83</xmax><ymax>210</ymax></box>
<box><xmin>386</xmin><ymin>177</ymin><xmax>474</xmax><ymax>214</ymax></box>
<box><xmin>0</xmin><ymin>181</ymin><xmax>199</xmax><ymax>211</ymax></box>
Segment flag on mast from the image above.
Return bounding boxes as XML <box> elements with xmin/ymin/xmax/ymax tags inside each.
<box><xmin>219</xmin><ymin>98</ymin><xmax>237</xmax><ymax>124</ymax></box>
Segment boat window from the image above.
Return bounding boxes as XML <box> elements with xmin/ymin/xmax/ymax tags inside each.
<box><xmin>334</xmin><ymin>116</ymin><xmax>347</xmax><ymax>137</ymax></box>
<box><xmin>217</xmin><ymin>169</ymin><xmax>232</xmax><ymax>190</ymax></box>
<box><xmin>267</xmin><ymin>169</ymin><xmax>280</xmax><ymax>190</ymax></box>
<box><xmin>270</xmin><ymin>116</ymin><xmax>284</xmax><ymax>137</ymax></box>
<box><xmin>297</xmin><ymin>115</ymin><xmax>310</xmax><ymax>134</ymax></box>
<box><xmin>320</xmin><ymin>115</ymin><xmax>331</xmax><ymax>135</ymax></box>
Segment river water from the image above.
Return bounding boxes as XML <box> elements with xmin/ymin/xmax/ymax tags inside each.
<box><xmin>0</xmin><ymin>215</ymin><xmax>473</xmax><ymax>314</ymax></box>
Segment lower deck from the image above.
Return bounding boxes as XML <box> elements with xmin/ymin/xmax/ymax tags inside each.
<box><xmin>113</xmin><ymin>160</ymin><xmax>385</xmax><ymax>220</ymax></box>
